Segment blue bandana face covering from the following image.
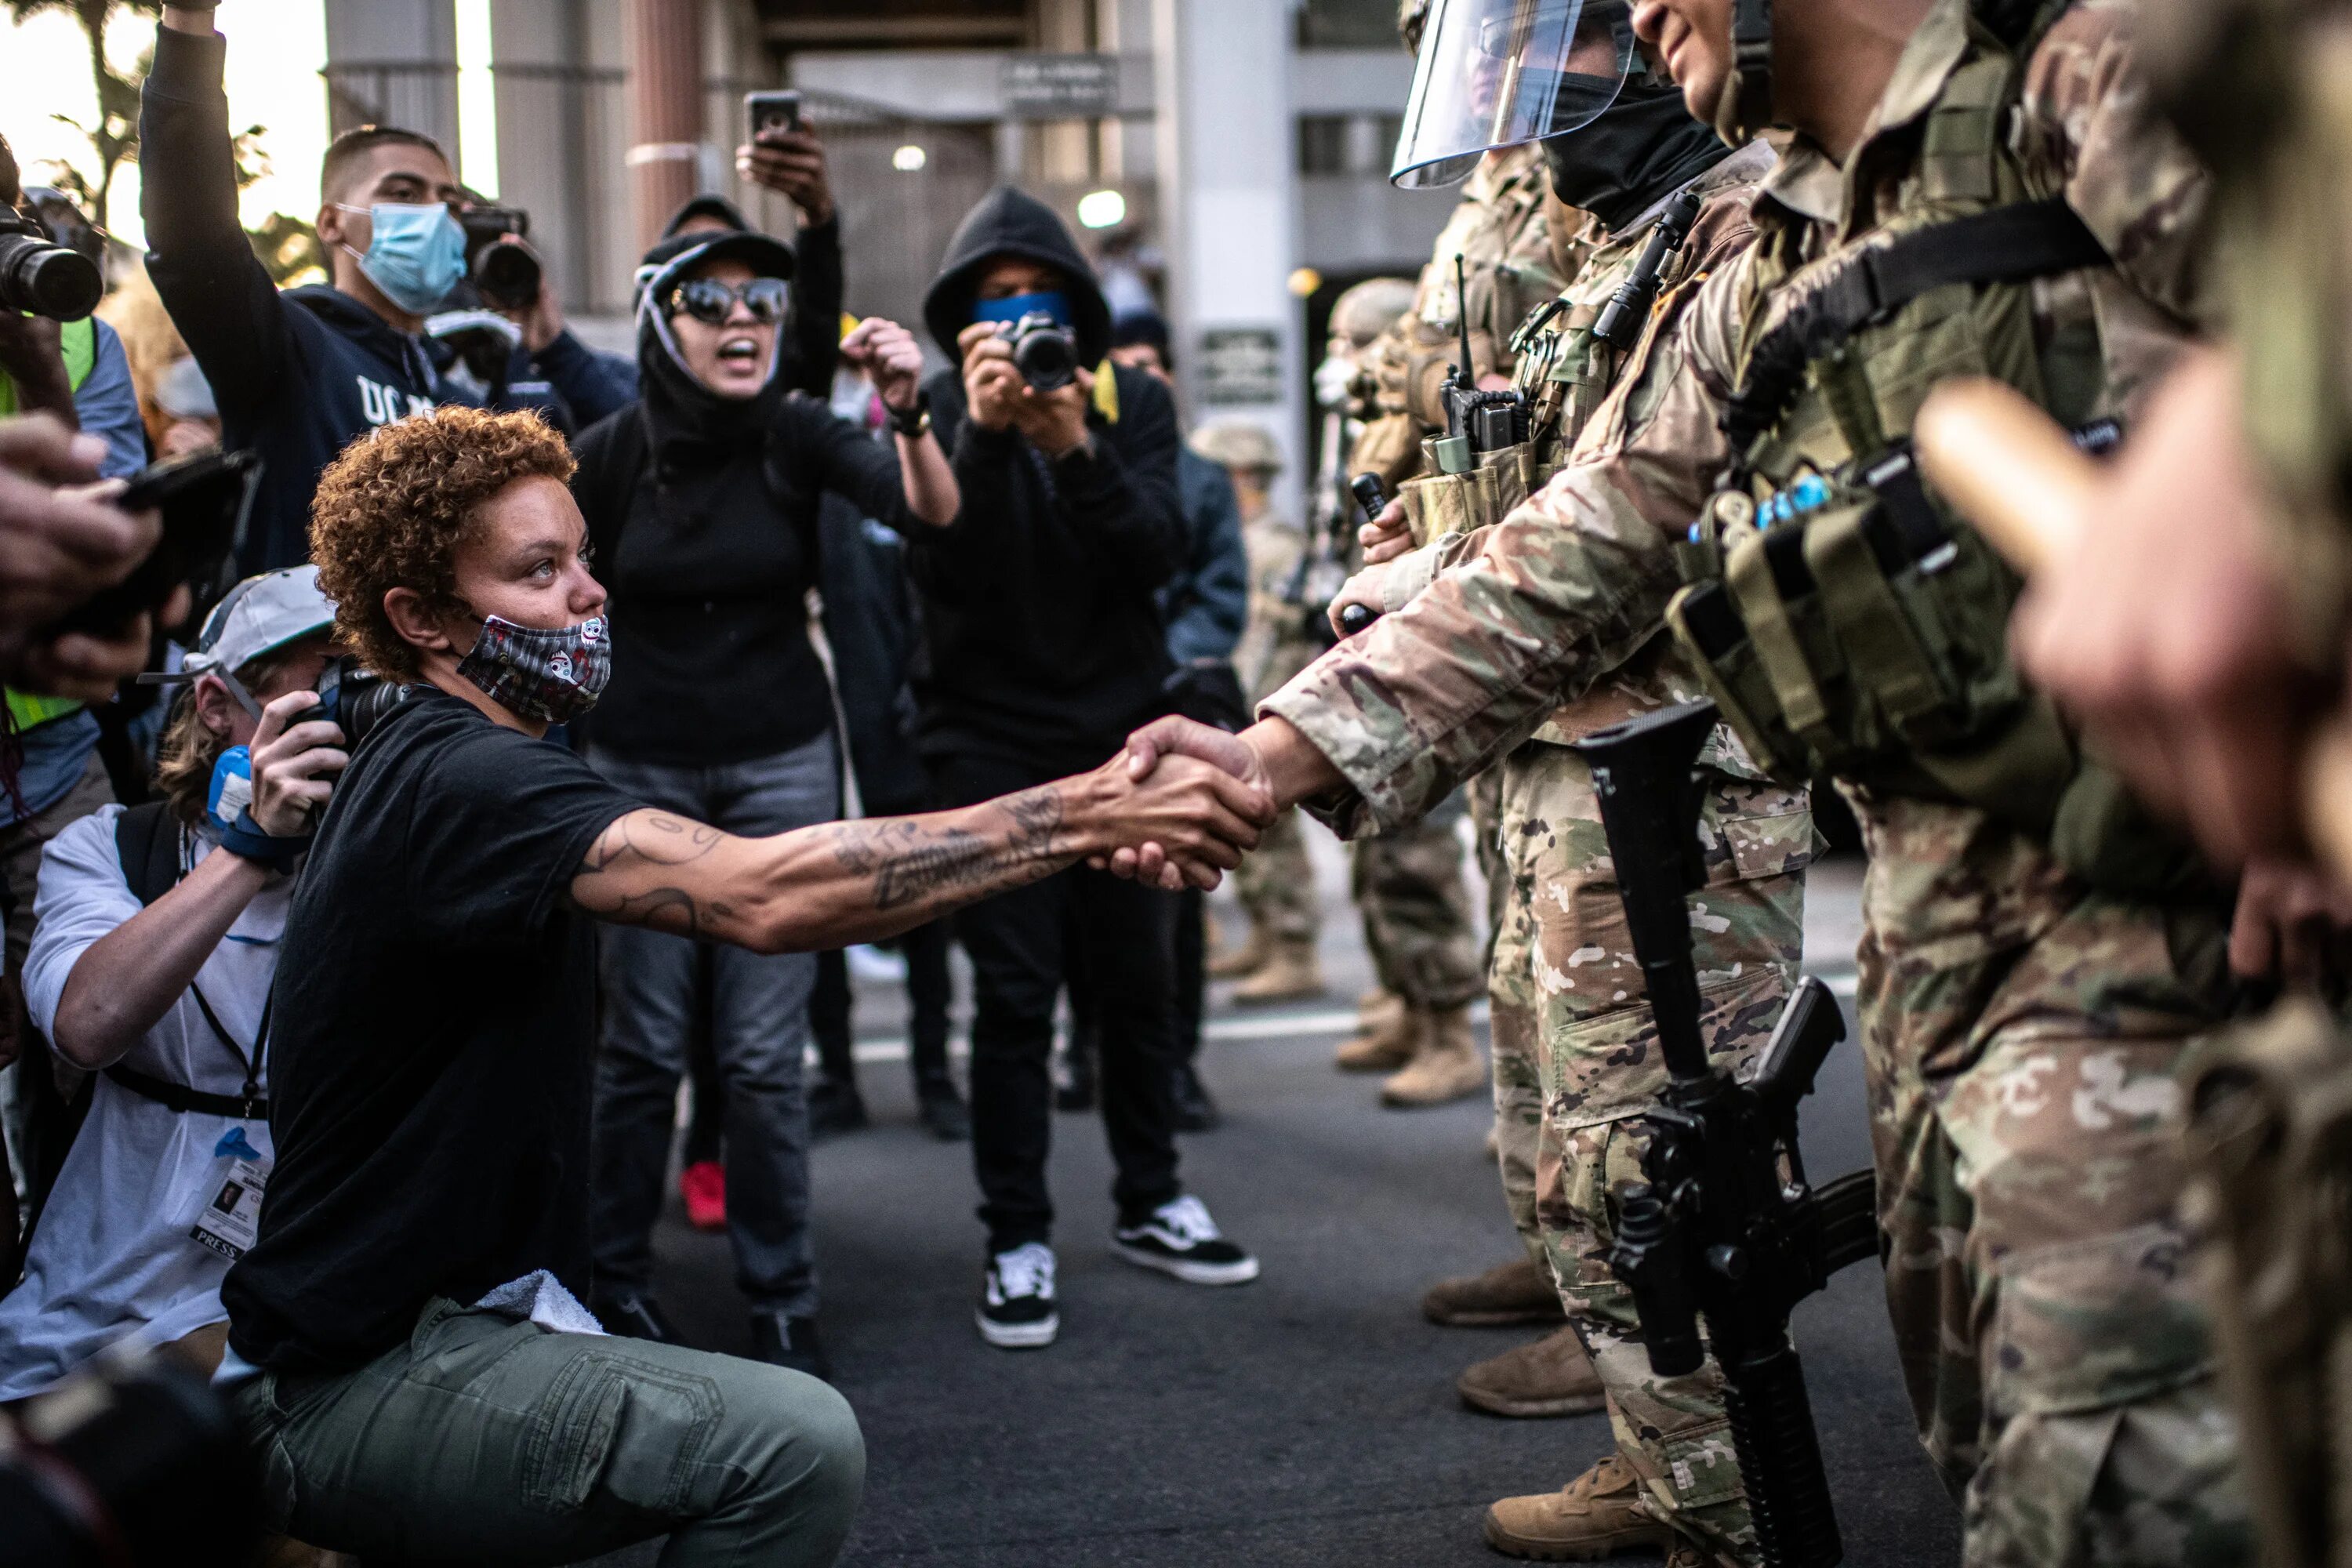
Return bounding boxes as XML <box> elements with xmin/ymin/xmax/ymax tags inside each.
<box><xmin>338</xmin><ymin>202</ymin><xmax>468</xmax><ymax>314</ymax></box>
<box><xmin>973</xmin><ymin>289</ymin><xmax>1073</xmax><ymax>329</ymax></box>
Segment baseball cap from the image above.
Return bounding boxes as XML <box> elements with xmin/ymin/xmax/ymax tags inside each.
<box><xmin>180</xmin><ymin>565</ymin><xmax>337</xmax><ymax>677</ymax></box>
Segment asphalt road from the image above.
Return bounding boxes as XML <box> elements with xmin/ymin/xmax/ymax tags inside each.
<box><xmin>599</xmin><ymin>834</ymin><xmax>1962</xmax><ymax>1567</ymax></box>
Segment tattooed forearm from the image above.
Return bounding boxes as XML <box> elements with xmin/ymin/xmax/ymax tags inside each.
<box><xmin>826</xmin><ymin>785</ymin><xmax>1075</xmax><ymax>913</ymax></box>
<box><xmin>570</xmin><ymin>811</ymin><xmax>733</xmax><ymax>936</ymax></box>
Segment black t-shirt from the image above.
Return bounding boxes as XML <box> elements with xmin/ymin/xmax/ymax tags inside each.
<box><xmin>222</xmin><ymin>693</ymin><xmax>638</xmax><ymax>1374</ymax></box>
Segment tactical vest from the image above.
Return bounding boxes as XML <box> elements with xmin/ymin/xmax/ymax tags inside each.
<box><xmin>1396</xmin><ymin>220</ymin><xmax>1650</xmax><ymax>547</ymax></box>
<box><xmin>1664</xmin><ymin>38</ymin><xmax>2200</xmax><ymax>897</ymax></box>
<box><xmin>0</xmin><ymin>319</ymin><xmax>101</xmax><ymax>735</ymax></box>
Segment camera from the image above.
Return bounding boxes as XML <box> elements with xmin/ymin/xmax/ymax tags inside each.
<box><xmin>999</xmin><ymin>311</ymin><xmax>1078</xmax><ymax>393</ymax></box>
<box><xmin>0</xmin><ymin>204</ymin><xmax>101</xmax><ymax>321</ymax></box>
<box><xmin>459</xmin><ymin>205</ymin><xmax>542</xmax><ymax>314</ymax></box>
<box><xmin>0</xmin><ymin>1342</ymin><xmax>261</xmax><ymax>1568</ymax></box>
<box><xmin>296</xmin><ymin>655</ymin><xmax>416</xmax><ymax>748</ymax></box>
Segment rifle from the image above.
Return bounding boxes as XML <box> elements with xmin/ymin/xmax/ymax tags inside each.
<box><xmin>1273</xmin><ymin>405</ymin><xmax>1370</xmax><ymax>666</ymax></box>
<box><xmin>1574</xmin><ymin>699</ymin><xmax>1880</xmax><ymax>1568</ymax></box>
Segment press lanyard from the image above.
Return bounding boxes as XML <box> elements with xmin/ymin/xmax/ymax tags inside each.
<box><xmin>187</xmin><ymin>982</ymin><xmax>271</xmax><ymax>1112</ymax></box>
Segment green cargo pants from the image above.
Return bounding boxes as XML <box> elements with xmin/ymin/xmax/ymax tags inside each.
<box><xmin>229</xmin><ymin>1298</ymin><xmax>866</xmax><ymax>1566</ymax></box>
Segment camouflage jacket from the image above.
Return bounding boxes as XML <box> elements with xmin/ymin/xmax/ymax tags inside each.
<box><xmin>1350</xmin><ymin>144</ymin><xmax>1576</xmax><ymax>485</ymax></box>
<box><xmin>1377</xmin><ymin>141</ymin><xmax>1773</xmax><ymax>751</ymax></box>
<box><xmin>1268</xmin><ymin>0</ymin><xmax>2212</xmax><ymax>964</ymax></box>
<box><xmin>2140</xmin><ymin>0</ymin><xmax>2352</xmax><ymax>659</ymax></box>
<box><xmin>1238</xmin><ymin>513</ymin><xmax>1317</xmax><ymax>702</ymax></box>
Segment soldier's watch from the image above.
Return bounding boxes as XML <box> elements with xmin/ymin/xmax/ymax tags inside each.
<box><xmin>887</xmin><ymin>393</ymin><xmax>931</xmax><ymax>439</ymax></box>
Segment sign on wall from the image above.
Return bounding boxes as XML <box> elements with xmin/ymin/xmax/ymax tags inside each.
<box><xmin>1001</xmin><ymin>54</ymin><xmax>1120</xmax><ymax>119</ymax></box>
<box><xmin>1198</xmin><ymin>328</ymin><xmax>1284</xmax><ymax>406</ymax></box>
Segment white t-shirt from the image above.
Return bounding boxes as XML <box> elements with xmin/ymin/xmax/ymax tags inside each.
<box><xmin>0</xmin><ymin>806</ymin><xmax>290</xmax><ymax>1400</ymax></box>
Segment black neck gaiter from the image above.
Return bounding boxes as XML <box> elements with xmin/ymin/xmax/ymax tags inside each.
<box><xmin>1542</xmin><ymin>85</ymin><xmax>1731</xmax><ymax>234</ymax></box>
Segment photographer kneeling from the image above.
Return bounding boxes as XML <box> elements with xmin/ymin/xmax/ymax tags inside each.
<box><xmin>0</xmin><ymin>568</ymin><xmax>337</xmax><ymax>1400</ymax></box>
<box><xmin>569</xmin><ymin>229</ymin><xmax>953</xmax><ymax>1374</ymax></box>
<box><xmin>214</xmin><ymin>406</ymin><xmax>1266</xmax><ymax>1566</ymax></box>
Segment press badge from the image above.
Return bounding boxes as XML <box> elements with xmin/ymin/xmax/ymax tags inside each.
<box><xmin>188</xmin><ymin>1125</ymin><xmax>270</xmax><ymax>1260</ymax></box>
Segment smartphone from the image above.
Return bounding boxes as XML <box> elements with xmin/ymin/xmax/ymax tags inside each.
<box><xmin>55</xmin><ymin>448</ymin><xmax>261</xmax><ymax>637</ymax></box>
<box><xmin>746</xmin><ymin>89</ymin><xmax>802</xmax><ymax>143</ymax></box>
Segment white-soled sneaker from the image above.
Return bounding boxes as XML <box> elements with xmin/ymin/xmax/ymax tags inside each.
<box><xmin>1113</xmin><ymin>1195</ymin><xmax>1260</xmax><ymax>1286</ymax></box>
<box><xmin>977</xmin><ymin>1242</ymin><xmax>1059</xmax><ymax>1348</ymax></box>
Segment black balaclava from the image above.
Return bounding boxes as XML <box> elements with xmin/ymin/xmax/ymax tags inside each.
<box><xmin>1542</xmin><ymin>83</ymin><xmax>1730</xmax><ymax>234</ymax></box>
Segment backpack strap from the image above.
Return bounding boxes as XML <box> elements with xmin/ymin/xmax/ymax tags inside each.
<box><xmin>1721</xmin><ymin>198</ymin><xmax>2110</xmax><ymax>466</ymax></box>
<box><xmin>113</xmin><ymin>800</ymin><xmax>184</xmax><ymax>908</ymax></box>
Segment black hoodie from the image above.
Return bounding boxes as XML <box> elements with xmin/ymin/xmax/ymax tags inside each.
<box><xmin>570</xmin><ymin>231</ymin><xmax>928</xmax><ymax>769</ymax></box>
<box><xmin>139</xmin><ymin>24</ymin><xmax>607</xmax><ymax>574</ymax></box>
<box><xmin>913</xmin><ymin>187</ymin><xmax>1184</xmax><ymax>779</ymax></box>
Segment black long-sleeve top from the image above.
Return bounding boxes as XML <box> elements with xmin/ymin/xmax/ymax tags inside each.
<box><xmin>907</xmin><ymin>361</ymin><xmax>1185</xmax><ymax>779</ymax></box>
<box><xmin>572</xmin><ymin>394</ymin><xmax>924</xmax><ymax>767</ymax></box>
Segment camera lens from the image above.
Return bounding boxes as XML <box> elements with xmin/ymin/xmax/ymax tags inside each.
<box><xmin>1014</xmin><ymin>326</ymin><xmax>1077</xmax><ymax>393</ymax></box>
<box><xmin>474</xmin><ymin>240</ymin><xmax>543</xmax><ymax>313</ymax></box>
<box><xmin>0</xmin><ymin>230</ymin><xmax>103</xmax><ymax>321</ymax></box>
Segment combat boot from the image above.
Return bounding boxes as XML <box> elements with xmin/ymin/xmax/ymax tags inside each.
<box><xmin>1483</xmin><ymin>1453</ymin><xmax>1674</xmax><ymax>1560</ymax></box>
<box><xmin>1206</xmin><ymin>916</ymin><xmax>1270</xmax><ymax>979</ymax></box>
<box><xmin>1457</xmin><ymin>1324</ymin><xmax>1605</xmax><ymax>1417</ymax></box>
<box><xmin>1421</xmin><ymin>1255</ymin><xmax>1566</xmax><ymax>1327</ymax></box>
<box><xmin>1229</xmin><ymin>938</ymin><xmax>1325</xmax><ymax>1004</ymax></box>
<box><xmin>1380</xmin><ymin>1004</ymin><xmax>1483</xmax><ymax>1106</ymax></box>
<box><xmin>1334</xmin><ymin>989</ymin><xmax>1414</xmax><ymax>1073</ymax></box>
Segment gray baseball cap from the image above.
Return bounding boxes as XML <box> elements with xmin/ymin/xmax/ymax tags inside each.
<box><xmin>181</xmin><ymin>565</ymin><xmax>336</xmax><ymax>677</ymax></box>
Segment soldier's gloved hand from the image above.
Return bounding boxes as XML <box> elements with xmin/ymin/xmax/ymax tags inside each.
<box><xmin>1359</xmin><ymin>497</ymin><xmax>1413</xmax><ymax>565</ymax></box>
<box><xmin>1327</xmin><ymin>568</ymin><xmax>1388</xmax><ymax>641</ymax></box>
<box><xmin>2013</xmin><ymin>348</ymin><xmax>2324</xmax><ymax>868</ymax></box>
<box><xmin>2229</xmin><ymin>856</ymin><xmax>2352</xmax><ymax>989</ymax></box>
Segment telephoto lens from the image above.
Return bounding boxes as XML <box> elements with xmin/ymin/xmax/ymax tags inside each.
<box><xmin>474</xmin><ymin>238</ymin><xmax>543</xmax><ymax>313</ymax></box>
<box><xmin>0</xmin><ymin>1345</ymin><xmax>262</xmax><ymax>1568</ymax></box>
<box><xmin>298</xmin><ymin>656</ymin><xmax>416</xmax><ymax>748</ymax></box>
<box><xmin>0</xmin><ymin>207</ymin><xmax>102</xmax><ymax>321</ymax></box>
<box><xmin>1004</xmin><ymin>311</ymin><xmax>1079</xmax><ymax>392</ymax></box>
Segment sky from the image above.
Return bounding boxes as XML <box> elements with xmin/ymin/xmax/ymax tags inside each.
<box><xmin>5</xmin><ymin>1</ymin><xmax>502</xmax><ymax>248</ymax></box>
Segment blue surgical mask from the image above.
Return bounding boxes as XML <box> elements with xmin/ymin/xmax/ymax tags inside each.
<box><xmin>336</xmin><ymin>201</ymin><xmax>468</xmax><ymax>315</ymax></box>
<box><xmin>973</xmin><ymin>290</ymin><xmax>1073</xmax><ymax>328</ymax></box>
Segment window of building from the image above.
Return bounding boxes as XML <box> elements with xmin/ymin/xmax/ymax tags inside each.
<box><xmin>1298</xmin><ymin>116</ymin><xmax>1351</xmax><ymax>176</ymax></box>
<box><xmin>1295</xmin><ymin>0</ymin><xmax>1401</xmax><ymax>50</ymax></box>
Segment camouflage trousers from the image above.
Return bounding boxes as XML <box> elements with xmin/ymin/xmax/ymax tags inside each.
<box><xmin>1489</xmin><ymin>739</ymin><xmax>1810</xmax><ymax>1564</ymax></box>
<box><xmin>1853</xmin><ymin>798</ymin><xmax>2251</xmax><ymax>1567</ymax></box>
<box><xmin>1234</xmin><ymin>806</ymin><xmax>1320</xmax><ymax>946</ymax></box>
<box><xmin>1352</xmin><ymin>791</ymin><xmax>1483</xmax><ymax>1012</ymax></box>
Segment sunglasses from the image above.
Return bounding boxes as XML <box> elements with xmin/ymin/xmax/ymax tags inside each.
<box><xmin>666</xmin><ymin>277</ymin><xmax>790</xmax><ymax>326</ymax></box>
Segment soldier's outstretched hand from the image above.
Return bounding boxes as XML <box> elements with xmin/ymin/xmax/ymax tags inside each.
<box><xmin>2013</xmin><ymin>348</ymin><xmax>2325</xmax><ymax>867</ymax></box>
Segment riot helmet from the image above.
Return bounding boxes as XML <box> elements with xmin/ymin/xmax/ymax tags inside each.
<box><xmin>1389</xmin><ymin>0</ymin><xmax>1639</xmax><ymax>189</ymax></box>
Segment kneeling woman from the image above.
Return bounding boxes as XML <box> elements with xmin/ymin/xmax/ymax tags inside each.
<box><xmin>572</xmin><ymin>228</ymin><xmax>955</xmax><ymax>1375</ymax></box>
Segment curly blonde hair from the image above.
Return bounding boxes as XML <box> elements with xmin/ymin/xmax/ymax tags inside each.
<box><xmin>308</xmin><ymin>407</ymin><xmax>576</xmax><ymax>680</ymax></box>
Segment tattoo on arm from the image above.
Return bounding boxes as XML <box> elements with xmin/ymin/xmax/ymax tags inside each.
<box><xmin>570</xmin><ymin>811</ymin><xmax>732</xmax><ymax>937</ymax></box>
<box><xmin>828</xmin><ymin>786</ymin><xmax>1070</xmax><ymax>913</ymax></box>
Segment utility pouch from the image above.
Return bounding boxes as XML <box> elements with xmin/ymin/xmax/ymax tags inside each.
<box><xmin>1667</xmin><ymin>579</ymin><xmax>1811</xmax><ymax>785</ymax></box>
<box><xmin>1398</xmin><ymin>441</ymin><xmax>1536</xmax><ymax>545</ymax></box>
<box><xmin>1719</xmin><ymin>517</ymin><xmax>1859</xmax><ymax>777</ymax></box>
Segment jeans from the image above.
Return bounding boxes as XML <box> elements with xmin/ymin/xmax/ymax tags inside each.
<box><xmin>933</xmin><ymin>750</ymin><xmax>1184</xmax><ymax>1250</ymax></box>
<box><xmin>590</xmin><ymin>732</ymin><xmax>838</xmax><ymax>1316</ymax></box>
<box><xmin>233</xmin><ymin>1298</ymin><xmax>864</xmax><ymax>1566</ymax></box>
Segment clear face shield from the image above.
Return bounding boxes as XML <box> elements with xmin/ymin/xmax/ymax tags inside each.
<box><xmin>1389</xmin><ymin>0</ymin><xmax>1637</xmax><ymax>189</ymax></box>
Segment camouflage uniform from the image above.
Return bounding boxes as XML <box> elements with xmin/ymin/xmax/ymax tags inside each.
<box><xmin>1268</xmin><ymin>4</ymin><xmax>2249</xmax><ymax>1561</ymax></box>
<box><xmin>1233</xmin><ymin>512</ymin><xmax>1322</xmax><ymax>953</ymax></box>
<box><xmin>1378</xmin><ymin>145</ymin><xmax>1801</xmax><ymax>1561</ymax></box>
<box><xmin>1345</xmin><ymin>142</ymin><xmax>1570</xmax><ymax>1022</ymax></box>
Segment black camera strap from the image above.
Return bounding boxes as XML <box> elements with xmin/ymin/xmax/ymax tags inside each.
<box><xmin>103</xmin><ymin>802</ymin><xmax>274</xmax><ymax>1121</ymax></box>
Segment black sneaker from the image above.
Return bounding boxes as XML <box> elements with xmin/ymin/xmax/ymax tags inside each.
<box><xmin>916</xmin><ymin>1079</ymin><xmax>971</xmax><ymax>1142</ymax></box>
<box><xmin>1170</xmin><ymin>1062</ymin><xmax>1221</xmax><ymax>1133</ymax></box>
<box><xmin>808</xmin><ymin>1079</ymin><xmax>869</xmax><ymax>1138</ymax></box>
<box><xmin>750</xmin><ymin>1312</ymin><xmax>830</xmax><ymax>1381</ymax></box>
<box><xmin>976</xmin><ymin>1242</ymin><xmax>1059</xmax><ymax>1349</ymax></box>
<box><xmin>591</xmin><ymin>1292</ymin><xmax>681</xmax><ymax>1345</ymax></box>
<box><xmin>1113</xmin><ymin>1196</ymin><xmax>1259</xmax><ymax>1286</ymax></box>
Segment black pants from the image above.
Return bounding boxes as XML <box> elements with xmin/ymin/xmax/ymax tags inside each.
<box><xmin>811</xmin><ymin>922</ymin><xmax>954</xmax><ymax>1092</ymax></box>
<box><xmin>936</xmin><ymin>751</ymin><xmax>1184</xmax><ymax>1250</ymax></box>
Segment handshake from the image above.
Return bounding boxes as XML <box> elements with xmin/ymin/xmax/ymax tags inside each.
<box><xmin>1078</xmin><ymin>716</ymin><xmax>1327</xmax><ymax>890</ymax></box>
